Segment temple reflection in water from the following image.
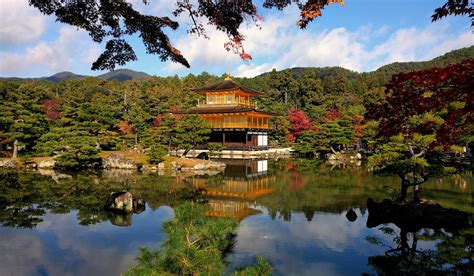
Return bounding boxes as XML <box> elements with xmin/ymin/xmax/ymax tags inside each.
<box><xmin>190</xmin><ymin>159</ymin><xmax>275</xmax><ymax>220</ymax></box>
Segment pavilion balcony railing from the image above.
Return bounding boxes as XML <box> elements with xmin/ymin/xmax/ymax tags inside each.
<box><xmin>197</xmin><ymin>99</ymin><xmax>257</xmax><ymax>108</ymax></box>
<box><xmin>206</xmin><ymin>122</ymin><xmax>270</xmax><ymax>129</ymax></box>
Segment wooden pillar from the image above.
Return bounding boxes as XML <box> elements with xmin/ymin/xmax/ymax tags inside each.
<box><xmin>222</xmin><ymin>131</ymin><xmax>225</xmax><ymax>146</ymax></box>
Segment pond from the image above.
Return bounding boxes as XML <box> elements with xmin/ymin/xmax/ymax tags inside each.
<box><xmin>0</xmin><ymin>159</ymin><xmax>472</xmax><ymax>275</ymax></box>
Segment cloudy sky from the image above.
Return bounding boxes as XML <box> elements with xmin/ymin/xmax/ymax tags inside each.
<box><xmin>0</xmin><ymin>0</ymin><xmax>472</xmax><ymax>78</ymax></box>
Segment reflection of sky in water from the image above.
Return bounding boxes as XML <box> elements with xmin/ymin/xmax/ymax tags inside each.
<box><xmin>227</xmin><ymin>206</ymin><xmax>439</xmax><ymax>276</ymax></box>
<box><xmin>0</xmin><ymin>203</ymin><xmax>460</xmax><ymax>275</ymax></box>
<box><xmin>1</xmin><ymin>162</ymin><xmax>470</xmax><ymax>275</ymax></box>
<box><xmin>228</xmin><ymin>207</ymin><xmax>384</xmax><ymax>275</ymax></box>
<box><xmin>0</xmin><ymin>206</ymin><xmax>173</xmax><ymax>276</ymax></box>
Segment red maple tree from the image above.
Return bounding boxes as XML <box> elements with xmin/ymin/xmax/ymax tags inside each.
<box><xmin>42</xmin><ymin>99</ymin><xmax>62</xmax><ymax>120</ymax></box>
<box><xmin>288</xmin><ymin>108</ymin><xmax>312</xmax><ymax>142</ymax></box>
<box><xmin>367</xmin><ymin>58</ymin><xmax>473</xmax><ymax>149</ymax></box>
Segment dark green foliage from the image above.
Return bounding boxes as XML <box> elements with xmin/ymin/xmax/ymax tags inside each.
<box><xmin>0</xmin><ymin>47</ymin><xmax>472</xmax><ymax>166</ymax></box>
<box><xmin>35</xmin><ymin>127</ymin><xmax>100</xmax><ymax>169</ymax></box>
<box><xmin>0</xmin><ymin>97</ymin><xmax>49</xmax><ymax>156</ymax></box>
<box><xmin>293</xmin><ymin>130</ymin><xmax>319</xmax><ymax>155</ymax></box>
<box><xmin>174</xmin><ymin>115</ymin><xmax>212</xmax><ymax>156</ymax></box>
<box><xmin>235</xmin><ymin>256</ymin><xmax>272</xmax><ymax>275</ymax></box>
<box><xmin>126</xmin><ymin>202</ymin><xmax>272</xmax><ymax>275</ymax></box>
<box><xmin>294</xmin><ymin>118</ymin><xmax>355</xmax><ymax>155</ymax></box>
<box><xmin>148</xmin><ymin>145</ymin><xmax>167</xmax><ymax>164</ymax></box>
<box><xmin>127</xmin><ymin>202</ymin><xmax>238</xmax><ymax>275</ymax></box>
<box><xmin>207</xmin><ymin>143</ymin><xmax>224</xmax><ymax>159</ymax></box>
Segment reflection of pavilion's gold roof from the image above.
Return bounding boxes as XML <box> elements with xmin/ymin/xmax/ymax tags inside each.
<box><xmin>193</xmin><ymin>175</ymin><xmax>276</xmax><ymax>200</ymax></box>
<box><xmin>205</xmin><ymin>199</ymin><xmax>261</xmax><ymax>220</ymax></box>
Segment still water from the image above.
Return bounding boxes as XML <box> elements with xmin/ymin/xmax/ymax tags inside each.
<box><xmin>0</xmin><ymin>159</ymin><xmax>472</xmax><ymax>275</ymax></box>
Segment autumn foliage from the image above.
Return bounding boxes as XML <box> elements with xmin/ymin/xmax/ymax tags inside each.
<box><xmin>118</xmin><ymin>120</ymin><xmax>134</xmax><ymax>135</ymax></box>
<box><xmin>297</xmin><ymin>0</ymin><xmax>345</xmax><ymax>28</ymax></box>
<box><xmin>287</xmin><ymin>161</ymin><xmax>307</xmax><ymax>191</ymax></box>
<box><xmin>323</xmin><ymin>109</ymin><xmax>342</xmax><ymax>122</ymax></box>
<box><xmin>153</xmin><ymin>113</ymin><xmax>181</xmax><ymax>127</ymax></box>
<box><xmin>352</xmin><ymin>114</ymin><xmax>365</xmax><ymax>141</ymax></box>
<box><xmin>42</xmin><ymin>99</ymin><xmax>62</xmax><ymax>120</ymax></box>
<box><xmin>367</xmin><ymin>58</ymin><xmax>473</xmax><ymax>149</ymax></box>
<box><xmin>288</xmin><ymin>108</ymin><xmax>312</xmax><ymax>142</ymax></box>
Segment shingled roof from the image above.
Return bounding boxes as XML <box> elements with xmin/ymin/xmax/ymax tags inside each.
<box><xmin>192</xmin><ymin>78</ymin><xmax>261</xmax><ymax>96</ymax></box>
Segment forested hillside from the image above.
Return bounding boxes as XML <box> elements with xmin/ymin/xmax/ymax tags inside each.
<box><xmin>0</xmin><ymin>46</ymin><xmax>472</xmax><ymax>165</ymax></box>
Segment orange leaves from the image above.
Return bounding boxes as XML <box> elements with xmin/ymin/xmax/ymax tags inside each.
<box><xmin>297</xmin><ymin>0</ymin><xmax>345</xmax><ymax>29</ymax></box>
<box><xmin>323</xmin><ymin>109</ymin><xmax>342</xmax><ymax>122</ymax></box>
<box><xmin>224</xmin><ymin>34</ymin><xmax>253</xmax><ymax>61</ymax></box>
<box><xmin>352</xmin><ymin>114</ymin><xmax>365</xmax><ymax>141</ymax></box>
<box><xmin>239</xmin><ymin>52</ymin><xmax>253</xmax><ymax>60</ymax></box>
<box><xmin>118</xmin><ymin>120</ymin><xmax>134</xmax><ymax>135</ymax></box>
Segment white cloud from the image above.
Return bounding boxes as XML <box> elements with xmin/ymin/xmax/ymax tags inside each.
<box><xmin>0</xmin><ymin>26</ymin><xmax>101</xmax><ymax>76</ymax></box>
<box><xmin>165</xmin><ymin>7</ymin><xmax>473</xmax><ymax>78</ymax></box>
<box><xmin>0</xmin><ymin>0</ymin><xmax>49</xmax><ymax>49</ymax></box>
<box><xmin>235</xmin><ymin>63</ymin><xmax>275</xmax><ymax>78</ymax></box>
<box><xmin>233</xmin><ymin>208</ymin><xmax>379</xmax><ymax>275</ymax></box>
<box><xmin>1</xmin><ymin>1</ymin><xmax>472</xmax><ymax>77</ymax></box>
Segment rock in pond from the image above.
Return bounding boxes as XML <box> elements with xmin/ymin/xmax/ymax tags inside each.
<box><xmin>104</xmin><ymin>191</ymin><xmax>133</xmax><ymax>213</ymax></box>
<box><xmin>104</xmin><ymin>191</ymin><xmax>146</xmax><ymax>214</ymax></box>
<box><xmin>107</xmin><ymin>212</ymin><xmax>132</xmax><ymax>227</ymax></box>
<box><xmin>346</xmin><ymin>208</ymin><xmax>358</xmax><ymax>222</ymax></box>
<box><xmin>133</xmin><ymin>198</ymin><xmax>146</xmax><ymax>214</ymax></box>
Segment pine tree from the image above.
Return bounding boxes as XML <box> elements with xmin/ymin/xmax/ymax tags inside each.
<box><xmin>35</xmin><ymin>127</ymin><xmax>100</xmax><ymax>169</ymax></box>
<box><xmin>173</xmin><ymin>115</ymin><xmax>211</xmax><ymax>156</ymax></box>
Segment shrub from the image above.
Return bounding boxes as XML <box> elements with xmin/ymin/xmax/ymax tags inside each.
<box><xmin>207</xmin><ymin>143</ymin><xmax>224</xmax><ymax>159</ymax></box>
<box><xmin>147</xmin><ymin>145</ymin><xmax>166</xmax><ymax>164</ymax></box>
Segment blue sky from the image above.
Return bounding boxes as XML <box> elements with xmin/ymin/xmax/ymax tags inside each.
<box><xmin>0</xmin><ymin>0</ymin><xmax>472</xmax><ymax>78</ymax></box>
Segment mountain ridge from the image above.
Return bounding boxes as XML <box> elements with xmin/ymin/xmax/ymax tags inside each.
<box><xmin>256</xmin><ymin>45</ymin><xmax>474</xmax><ymax>80</ymax></box>
<box><xmin>3</xmin><ymin>46</ymin><xmax>473</xmax><ymax>82</ymax></box>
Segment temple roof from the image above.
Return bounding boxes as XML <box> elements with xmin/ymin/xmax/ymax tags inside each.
<box><xmin>172</xmin><ymin>106</ymin><xmax>278</xmax><ymax>116</ymax></box>
<box><xmin>192</xmin><ymin>78</ymin><xmax>261</xmax><ymax>96</ymax></box>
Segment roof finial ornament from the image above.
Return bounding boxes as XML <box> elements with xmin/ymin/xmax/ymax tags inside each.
<box><xmin>224</xmin><ymin>73</ymin><xmax>232</xmax><ymax>80</ymax></box>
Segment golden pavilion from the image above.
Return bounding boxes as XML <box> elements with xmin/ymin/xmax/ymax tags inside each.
<box><xmin>175</xmin><ymin>77</ymin><xmax>276</xmax><ymax>149</ymax></box>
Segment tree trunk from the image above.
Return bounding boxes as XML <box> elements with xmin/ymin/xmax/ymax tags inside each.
<box><xmin>95</xmin><ymin>140</ymin><xmax>101</xmax><ymax>149</ymax></box>
<box><xmin>12</xmin><ymin>139</ymin><xmax>18</xmax><ymax>159</ymax></box>
<box><xmin>135</xmin><ymin>133</ymin><xmax>138</xmax><ymax>145</ymax></box>
<box><xmin>168</xmin><ymin>139</ymin><xmax>171</xmax><ymax>155</ymax></box>
<box><xmin>413</xmin><ymin>185</ymin><xmax>421</xmax><ymax>204</ymax></box>
<box><xmin>330</xmin><ymin>146</ymin><xmax>337</xmax><ymax>154</ymax></box>
<box><xmin>182</xmin><ymin>148</ymin><xmax>190</xmax><ymax>157</ymax></box>
<box><xmin>400</xmin><ymin>229</ymin><xmax>409</xmax><ymax>255</ymax></box>
<box><xmin>400</xmin><ymin>176</ymin><xmax>410</xmax><ymax>203</ymax></box>
<box><xmin>411</xmin><ymin>232</ymin><xmax>418</xmax><ymax>255</ymax></box>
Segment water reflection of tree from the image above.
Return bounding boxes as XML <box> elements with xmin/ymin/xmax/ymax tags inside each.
<box><xmin>0</xmin><ymin>170</ymin><xmax>193</xmax><ymax>228</ymax></box>
<box><xmin>366</xmin><ymin>226</ymin><xmax>472</xmax><ymax>275</ymax></box>
<box><xmin>258</xmin><ymin>159</ymin><xmax>398</xmax><ymax>221</ymax></box>
<box><xmin>364</xmin><ymin>196</ymin><xmax>472</xmax><ymax>275</ymax></box>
